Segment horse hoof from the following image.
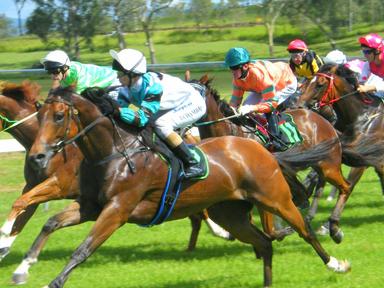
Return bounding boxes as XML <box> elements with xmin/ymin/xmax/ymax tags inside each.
<box><xmin>316</xmin><ymin>225</ymin><xmax>329</xmax><ymax>236</ymax></box>
<box><xmin>326</xmin><ymin>196</ymin><xmax>334</xmax><ymax>202</ymax></box>
<box><xmin>327</xmin><ymin>256</ymin><xmax>351</xmax><ymax>273</ymax></box>
<box><xmin>331</xmin><ymin>229</ymin><xmax>344</xmax><ymax>244</ymax></box>
<box><xmin>0</xmin><ymin>247</ymin><xmax>10</xmax><ymax>261</ymax></box>
<box><xmin>12</xmin><ymin>273</ymin><xmax>28</xmax><ymax>285</ymax></box>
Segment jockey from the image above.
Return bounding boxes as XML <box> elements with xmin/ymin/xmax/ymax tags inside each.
<box><xmin>357</xmin><ymin>33</ymin><xmax>384</xmax><ymax>94</ymax></box>
<box><xmin>40</xmin><ymin>50</ymin><xmax>121</xmax><ymax>96</ymax></box>
<box><xmin>287</xmin><ymin>39</ymin><xmax>324</xmax><ymax>81</ymax></box>
<box><xmin>109</xmin><ymin>48</ymin><xmax>206</xmax><ymax>179</ymax></box>
<box><xmin>225</xmin><ymin>47</ymin><xmax>297</xmax><ymax>151</ymax></box>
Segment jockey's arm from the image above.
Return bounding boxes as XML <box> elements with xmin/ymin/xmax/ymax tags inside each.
<box><xmin>119</xmin><ymin>93</ymin><xmax>161</xmax><ymax>127</ymax></box>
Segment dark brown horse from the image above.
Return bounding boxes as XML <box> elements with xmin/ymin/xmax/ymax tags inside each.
<box><xmin>0</xmin><ymin>81</ymin><xmax>225</xmax><ymax>284</ymax></box>
<box><xmin>27</xmin><ymin>87</ymin><xmax>350</xmax><ymax>288</ymax></box>
<box><xmin>194</xmin><ymin>75</ymin><xmax>351</xmax><ymax>243</ymax></box>
<box><xmin>299</xmin><ymin>64</ymin><xmax>384</xmax><ymax>234</ymax></box>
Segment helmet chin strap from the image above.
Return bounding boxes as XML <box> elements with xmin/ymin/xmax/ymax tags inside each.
<box><xmin>239</xmin><ymin>67</ymin><xmax>249</xmax><ymax>79</ymax></box>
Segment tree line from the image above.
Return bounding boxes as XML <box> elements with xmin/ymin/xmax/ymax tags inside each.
<box><xmin>1</xmin><ymin>0</ymin><xmax>384</xmax><ymax>63</ymax></box>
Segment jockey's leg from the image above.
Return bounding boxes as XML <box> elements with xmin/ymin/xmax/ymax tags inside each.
<box><xmin>166</xmin><ymin>132</ymin><xmax>204</xmax><ymax>179</ymax></box>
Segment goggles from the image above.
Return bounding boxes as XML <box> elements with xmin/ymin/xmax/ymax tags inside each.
<box><xmin>362</xmin><ymin>49</ymin><xmax>375</xmax><ymax>55</ymax></box>
<box><xmin>289</xmin><ymin>50</ymin><xmax>305</xmax><ymax>56</ymax></box>
<box><xmin>47</xmin><ymin>68</ymin><xmax>62</xmax><ymax>75</ymax></box>
<box><xmin>229</xmin><ymin>64</ymin><xmax>243</xmax><ymax>71</ymax></box>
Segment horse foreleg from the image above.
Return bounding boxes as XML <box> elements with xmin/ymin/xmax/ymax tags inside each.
<box><xmin>11</xmin><ymin>201</ymin><xmax>95</xmax><ymax>285</ymax></box>
<box><xmin>306</xmin><ymin>176</ymin><xmax>326</xmax><ymax>223</ymax></box>
<box><xmin>44</xmin><ymin>197</ymin><xmax>129</xmax><ymax>288</ymax></box>
<box><xmin>187</xmin><ymin>213</ymin><xmax>203</xmax><ymax>251</ymax></box>
<box><xmin>0</xmin><ymin>204</ymin><xmax>38</xmax><ymax>261</ymax></box>
<box><xmin>7</xmin><ymin>176</ymin><xmax>63</xmax><ymax>222</ymax></box>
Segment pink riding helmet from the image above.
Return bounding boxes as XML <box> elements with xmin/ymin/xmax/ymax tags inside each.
<box><xmin>358</xmin><ymin>33</ymin><xmax>383</xmax><ymax>50</ymax></box>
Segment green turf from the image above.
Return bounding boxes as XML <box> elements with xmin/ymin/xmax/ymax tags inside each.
<box><xmin>0</xmin><ymin>152</ymin><xmax>383</xmax><ymax>287</ymax></box>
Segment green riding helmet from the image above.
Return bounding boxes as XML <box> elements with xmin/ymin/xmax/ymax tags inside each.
<box><xmin>224</xmin><ymin>48</ymin><xmax>251</xmax><ymax>68</ymax></box>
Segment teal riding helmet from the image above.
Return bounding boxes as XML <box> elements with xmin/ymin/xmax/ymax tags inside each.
<box><xmin>224</xmin><ymin>48</ymin><xmax>251</xmax><ymax>67</ymax></box>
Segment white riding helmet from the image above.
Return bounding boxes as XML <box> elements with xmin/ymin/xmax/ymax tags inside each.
<box><xmin>40</xmin><ymin>50</ymin><xmax>71</xmax><ymax>70</ymax></box>
<box><xmin>323</xmin><ymin>50</ymin><xmax>347</xmax><ymax>64</ymax></box>
<box><xmin>110</xmin><ymin>49</ymin><xmax>147</xmax><ymax>74</ymax></box>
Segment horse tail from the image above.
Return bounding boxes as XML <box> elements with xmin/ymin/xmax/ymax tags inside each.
<box><xmin>274</xmin><ymin>138</ymin><xmax>339</xmax><ymax>169</ymax></box>
<box><xmin>341</xmin><ymin>135</ymin><xmax>384</xmax><ymax>167</ymax></box>
<box><xmin>278</xmin><ymin>162</ymin><xmax>309</xmax><ymax>209</ymax></box>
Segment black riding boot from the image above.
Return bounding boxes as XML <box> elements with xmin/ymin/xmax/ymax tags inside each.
<box><xmin>172</xmin><ymin>142</ymin><xmax>204</xmax><ymax>179</ymax></box>
<box><xmin>266</xmin><ymin>112</ymin><xmax>285</xmax><ymax>151</ymax></box>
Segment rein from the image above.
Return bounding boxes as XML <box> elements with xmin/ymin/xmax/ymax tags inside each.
<box><xmin>45</xmin><ymin>96</ymin><xmax>149</xmax><ymax>170</ymax></box>
<box><xmin>0</xmin><ymin>111</ymin><xmax>38</xmax><ymax>133</ymax></box>
<box><xmin>313</xmin><ymin>73</ymin><xmax>359</xmax><ymax>110</ymax></box>
<box><xmin>194</xmin><ymin>113</ymin><xmax>241</xmax><ymax>126</ymax></box>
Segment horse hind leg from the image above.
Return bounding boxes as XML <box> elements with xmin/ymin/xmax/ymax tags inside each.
<box><xmin>208</xmin><ymin>201</ymin><xmax>273</xmax><ymax>288</ymax></box>
<box><xmin>271</xmin><ymin>194</ymin><xmax>351</xmax><ymax>274</ymax></box>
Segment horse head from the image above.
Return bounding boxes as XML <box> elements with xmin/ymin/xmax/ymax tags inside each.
<box><xmin>0</xmin><ymin>81</ymin><xmax>41</xmax><ymax>145</ymax></box>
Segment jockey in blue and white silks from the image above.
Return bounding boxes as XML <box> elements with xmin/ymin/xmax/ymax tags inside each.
<box><xmin>110</xmin><ymin>48</ymin><xmax>206</xmax><ymax>179</ymax></box>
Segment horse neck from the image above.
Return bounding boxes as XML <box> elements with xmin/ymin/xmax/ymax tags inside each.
<box><xmin>74</xmin><ymin>99</ymin><xmax>137</xmax><ymax>164</ymax></box>
<box><xmin>334</xmin><ymin>93</ymin><xmax>373</xmax><ymax>133</ymax></box>
<box><xmin>198</xmin><ymin>95</ymin><xmax>237</xmax><ymax>139</ymax></box>
<box><xmin>1</xmin><ymin>99</ymin><xmax>39</xmax><ymax>150</ymax></box>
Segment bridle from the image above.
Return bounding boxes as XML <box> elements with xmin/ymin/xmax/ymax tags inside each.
<box><xmin>310</xmin><ymin>72</ymin><xmax>359</xmax><ymax>111</ymax></box>
<box><xmin>43</xmin><ymin>95</ymin><xmax>147</xmax><ymax>172</ymax></box>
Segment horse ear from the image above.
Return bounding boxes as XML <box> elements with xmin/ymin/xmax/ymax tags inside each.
<box><xmin>21</xmin><ymin>80</ymin><xmax>41</xmax><ymax>102</ymax></box>
<box><xmin>199</xmin><ymin>74</ymin><xmax>209</xmax><ymax>85</ymax></box>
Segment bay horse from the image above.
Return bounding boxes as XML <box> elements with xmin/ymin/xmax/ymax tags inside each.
<box><xmin>193</xmin><ymin>75</ymin><xmax>351</xmax><ymax>244</ymax></box>
<box><xmin>0</xmin><ymin>81</ymin><xmax>227</xmax><ymax>284</ymax></box>
<box><xmin>27</xmin><ymin>87</ymin><xmax>350</xmax><ymax>288</ymax></box>
<box><xmin>299</xmin><ymin>64</ymin><xmax>384</xmax><ymax>233</ymax></box>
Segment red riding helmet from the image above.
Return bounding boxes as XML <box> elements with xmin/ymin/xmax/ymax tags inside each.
<box><xmin>358</xmin><ymin>33</ymin><xmax>383</xmax><ymax>50</ymax></box>
<box><xmin>287</xmin><ymin>39</ymin><xmax>308</xmax><ymax>52</ymax></box>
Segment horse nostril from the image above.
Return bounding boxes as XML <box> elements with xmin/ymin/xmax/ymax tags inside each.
<box><xmin>29</xmin><ymin>153</ymin><xmax>47</xmax><ymax>169</ymax></box>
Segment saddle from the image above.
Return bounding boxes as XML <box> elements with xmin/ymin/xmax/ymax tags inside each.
<box><xmin>139</xmin><ymin>126</ymin><xmax>209</xmax><ymax>226</ymax></box>
<box><xmin>246</xmin><ymin>112</ymin><xmax>303</xmax><ymax>152</ymax></box>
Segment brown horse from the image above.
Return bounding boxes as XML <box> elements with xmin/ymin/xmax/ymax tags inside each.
<box><xmin>299</xmin><ymin>64</ymin><xmax>384</xmax><ymax>234</ymax></box>
<box><xmin>0</xmin><ymin>81</ymin><xmax>83</xmax><ymax>284</ymax></box>
<box><xmin>0</xmin><ymin>81</ymin><xmax>226</xmax><ymax>284</ymax></box>
<box><xmin>193</xmin><ymin>75</ymin><xmax>351</xmax><ymax>243</ymax></box>
<box><xmin>27</xmin><ymin>87</ymin><xmax>350</xmax><ymax>288</ymax></box>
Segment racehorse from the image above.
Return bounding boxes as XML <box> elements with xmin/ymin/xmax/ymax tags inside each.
<box><xmin>0</xmin><ymin>81</ymin><xmax>83</xmax><ymax>284</ymax></box>
<box><xmin>27</xmin><ymin>87</ymin><xmax>350</xmax><ymax>288</ymax></box>
<box><xmin>0</xmin><ymin>81</ymin><xmax>232</xmax><ymax>284</ymax></box>
<box><xmin>193</xmin><ymin>75</ymin><xmax>351</xmax><ymax>243</ymax></box>
<box><xmin>299</xmin><ymin>64</ymin><xmax>384</xmax><ymax>233</ymax></box>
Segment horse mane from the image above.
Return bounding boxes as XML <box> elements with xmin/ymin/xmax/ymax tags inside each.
<box><xmin>1</xmin><ymin>80</ymin><xmax>41</xmax><ymax>103</ymax></box>
<box><xmin>318</xmin><ymin>63</ymin><xmax>359</xmax><ymax>90</ymax></box>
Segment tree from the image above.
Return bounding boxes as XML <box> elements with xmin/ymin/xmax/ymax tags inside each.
<box><xmin>14</xmin><ymin>0</ymin><xmax>27</xmax><ymax>36</ymax></box>
<box><xmin>137</xmin><ymin>0</ymin><xmax>173</xmax><ymax>64</ymax></box>
<box><xmin>26</xmin><ymin>7</ymin><xmax>53</xmax><ymax>43</ymax></box>
<box><xmin>0</xmin><ymin>14</ymin><xmax>12</xmax><ymax>38</ymax></box>
<box><xmin>189</xmin><ymin>0</ymin><xmax>213</xmax><ymax>28</ymax></box>
<box><xmin>260</xmin><ymin>0</ymin><xmax>287</xmax><ymax>57</ymax></box>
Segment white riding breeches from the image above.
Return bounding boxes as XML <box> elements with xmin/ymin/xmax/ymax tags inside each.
<box><xmin>154</xmin><ymin>90</ymin><xmax>206</xmax><ymax>139</ymax></box>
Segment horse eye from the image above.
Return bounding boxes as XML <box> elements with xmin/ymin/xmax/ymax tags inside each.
<box><xmin>54</xmin><ymin>112</ymin><xmax>64</xmax><ymax>122</ymax></box>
